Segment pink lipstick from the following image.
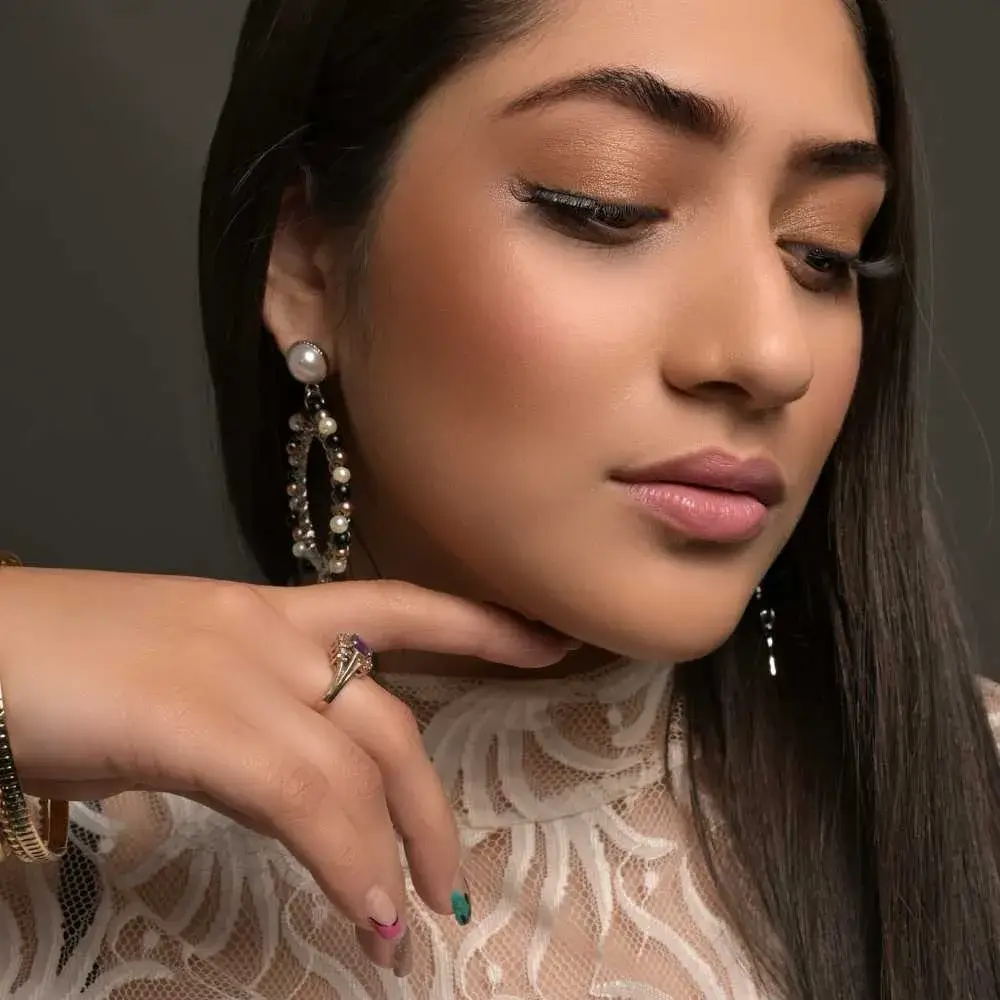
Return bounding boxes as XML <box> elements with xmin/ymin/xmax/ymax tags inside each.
<box><xmin>614</xmin><ymin>449</ymin><xmax>785</xmax><ymax>543</ymax></box>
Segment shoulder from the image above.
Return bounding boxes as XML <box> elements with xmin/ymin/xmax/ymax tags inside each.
<box><xmin>977</xmin><ymin>676</ymin><xmax>1000</xmax><ymax>744</ymax></box>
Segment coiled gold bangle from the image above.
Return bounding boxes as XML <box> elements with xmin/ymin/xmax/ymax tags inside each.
<box><xmin>0</xmin><ymin>552</ymin><xmax>69</xmax><ymax>863</ymax></box>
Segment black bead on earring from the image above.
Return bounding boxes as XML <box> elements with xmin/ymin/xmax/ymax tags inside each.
<box><xmin>754</xmin><ymin>585</ymin><xmax>777</xmax><ymax>677</ymax></box>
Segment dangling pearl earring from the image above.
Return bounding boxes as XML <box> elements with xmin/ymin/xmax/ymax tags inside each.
<box><xmin>754</xmin><ymin>585</ymin><xmax>778</xmax><ymax>677</ymax></box>
<box><xmin>284</xmin><ymin>340</ymin><xmax>354</xmax><ymax>582</ymax></box>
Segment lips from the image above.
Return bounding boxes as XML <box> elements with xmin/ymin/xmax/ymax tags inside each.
<box><xmin>612</xmin><ymin>448</ymin><xmax>786</xmax><ymax>543</ymax></box>
<box><xmin>614</xmin><ymin>448</ymin><xmax>786</xmax><ymax>507</ymax></box>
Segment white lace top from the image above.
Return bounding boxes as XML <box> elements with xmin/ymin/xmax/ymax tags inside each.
<box><xmin>3</xmin><ymin>659</ymin><xmax>999</xmax><ymax>1000</ymax></box>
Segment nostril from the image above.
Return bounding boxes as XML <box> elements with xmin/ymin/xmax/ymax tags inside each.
<box><xmin>692</xmin><ymin>380</ymin><xmax>754</xmax><ymax>401</ymax></box>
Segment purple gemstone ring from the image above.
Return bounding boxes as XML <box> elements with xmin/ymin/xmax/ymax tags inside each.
<box><xmin>321</xmin><ymin>633</ymin><xmax>376</xmax><ymax>705</ymax></box>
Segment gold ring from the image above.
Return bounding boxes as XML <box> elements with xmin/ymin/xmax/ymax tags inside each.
<box><xmin>321</xmin><ymin>633</ymin><xmax>375</xmax><ymax>705</ymax></box>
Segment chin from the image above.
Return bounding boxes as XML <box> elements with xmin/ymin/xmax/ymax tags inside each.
<box><xmin>478</xmin><ymin>535</ymin><xmax>766</xmax><ymax>666</ymax></box>
<box><xmin>524</xmin><ymin>586</ymin><xmax>750</xmax><ymax>666</ymax></box>
<box><xmin>591</xmin><ymin>625</ymin><xmax>737</xmax><ymax>666</ymax></box>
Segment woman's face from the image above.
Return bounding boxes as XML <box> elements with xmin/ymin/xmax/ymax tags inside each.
<box><xmin>266</xmin><ymin>0</ymin><xmax>887</xmax><ymax>662</ymax></box>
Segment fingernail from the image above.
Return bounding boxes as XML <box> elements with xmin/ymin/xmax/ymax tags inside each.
<box><xmin>450</xmin><ymin>874</ymin><xmax>472</xmax><ymax>926</ymax></box>
<box><xmin>392</xmin><ymin>929</ymin><xmax>413</xmax><ymax>978</ymax></box>
<box><xmin>365</xmin><ymin>886</ymin><xmax>404</xmax><ymax>940</ymax></box>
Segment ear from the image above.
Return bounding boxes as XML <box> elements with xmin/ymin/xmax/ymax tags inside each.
<box><xmin>263</xmin><ymin>186</ymin><xmax>340</xmax><ymax>367</ymax></box>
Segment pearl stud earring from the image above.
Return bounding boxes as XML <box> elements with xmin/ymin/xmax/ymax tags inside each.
<box><xmin>284</xmin><ymin>341</ymin><xmax>354</xmax><ymax>581</ymax></box>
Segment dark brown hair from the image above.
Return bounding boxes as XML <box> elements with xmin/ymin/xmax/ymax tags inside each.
<box><xmin>199</xmin><ymin>1</ymin><xmax>1000</xmax><ymax>995</ymax></box>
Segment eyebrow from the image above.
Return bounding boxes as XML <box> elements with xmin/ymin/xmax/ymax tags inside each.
<box><xmin>498</xmin><ymin>66</ymin><xmax>892</xmax><ymax>185</ymax></box>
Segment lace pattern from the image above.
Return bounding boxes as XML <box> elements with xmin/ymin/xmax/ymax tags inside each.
<box><xmin>3</xmin><ymin>662</ymin><xmax>999</xmax><ymax>999</ymax></box>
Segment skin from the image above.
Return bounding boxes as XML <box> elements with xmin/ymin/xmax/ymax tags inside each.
<box><xmin>0</xmin><ymin>0</ymin><xmax>888</xmax><ymax>979</ymax></box>
<box><xmin>266</xmin><ymin>0</ymin><xmax>886</xmax><ymax>678</ymax></box>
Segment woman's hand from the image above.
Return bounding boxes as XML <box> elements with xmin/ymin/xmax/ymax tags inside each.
<box><xmin>0</xmin><ymin>568</ymin><xmax>574</xmax><ymax>970</ymax></box>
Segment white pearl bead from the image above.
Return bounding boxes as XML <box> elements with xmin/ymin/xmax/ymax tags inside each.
<box><xmin>329</xmin><ymin>514</ymin><xmax>350</xmax><ymax>534</ymax></box>
<box><xmin>332</xmin><ymin>466</ymin><xmax>351</xmax><ymax>484</ymax></box>
<box><xmin>317</xmin><ymin>415</ymin><xmax>338</xmax><ymax>437</ymax></box>
<box><xmin>286</xmin><ymin>341</ymin><xmax>329</xmax><ymax>384</ymax></box>
<box><xmin>292</xmin><ymin>541</ymin><xmax>310</xmax><ymax>559</ymax></box>
<box><xmin>331</xmin><ymin>558</ymin><xmax>348</xmax><ymax>575</ymax></box>
<box><xmin>288</xmin><ymin>413</ymin><xmax>306</xmax><ymax>431</ymax></box>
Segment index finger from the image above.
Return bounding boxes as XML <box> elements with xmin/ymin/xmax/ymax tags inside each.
<box><xmin>260</xmin><ymin>579</ymin><xmax>576</xmax><ymax>667</ymax></box>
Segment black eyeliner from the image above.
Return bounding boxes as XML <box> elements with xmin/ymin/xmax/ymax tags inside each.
<box><xmin>512</xmin><ymin>180</ymin><xmax>667</xmax><ymax>222</ymax></box>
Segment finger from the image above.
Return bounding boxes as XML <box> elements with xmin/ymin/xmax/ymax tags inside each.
<box><xmin>218</xmin><ymin>619</ymin><xmax>463</xmax><ymax>919</ymax></box>
<box><xmin>179</xmin><ymin>686</ymin><xmax>408</xmax><ymax>942</ymax></box>
<box><xmin>182</xmin><ymin>791</ymin><xmax>410</xmax><ymax>974</ymax></box>
<box><xmin>237</xmin><ymin>620</ymin><xmax>464</xmax><ymax>920</ymax></box>
<box><xmin>260</xmin><ymin>580</ymin><xmax>577</xmax><ymax>667</ymax></box>
<box><xmin>223</xmin><ymin>622</ymin><xmax>464</xmax><ymax>920</ymax></box>
<box><xmin>356</xmin><ymin>924</ymin><xmax>413</xmax><ymax>977</ymax></box>
<box><xmin>180</xmin><ymin>595</ymin><xmax>464</xmax><ymax>922</ymax></box>
<box><xmin>325</xmin><ymin>678</ymin><xmax>462</xmax><ymax>918</ymax></box>
<box><xmin>181</xmin><ymin>791</ymin><xmax>409</xmax><ymax>974</ymax></box>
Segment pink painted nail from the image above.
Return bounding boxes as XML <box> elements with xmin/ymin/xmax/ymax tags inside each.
<box><xmin>366</xmin><ymin>886</ymin><xmax>404</xmax><ymax>940</ymax></box>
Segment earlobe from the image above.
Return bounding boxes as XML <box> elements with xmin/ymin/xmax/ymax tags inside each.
<box><xmin>262</xmin><ymin>188</ymin><xmax>338</xmax><ymax>365</ymax></box>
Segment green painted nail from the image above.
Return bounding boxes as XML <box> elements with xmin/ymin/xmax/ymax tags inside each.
<box><xmin>451</xmin><ymin>889</ymin><xmax>472</xmax><ymax>926</ymax></box>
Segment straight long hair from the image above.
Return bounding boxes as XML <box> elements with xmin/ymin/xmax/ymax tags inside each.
<box><xmin>198</xmin><ymin>1</ymin><xmax>1000</xmax><ymax>995</ymax></box>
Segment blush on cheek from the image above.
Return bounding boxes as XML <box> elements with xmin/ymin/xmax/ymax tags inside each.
<box><xmin>368</xmin><ymin>204</ymin><xmax>634</xmax><ymax>435</ymax></box>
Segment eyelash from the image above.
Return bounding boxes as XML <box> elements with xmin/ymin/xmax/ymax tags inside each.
<box><xmin>515</xmin><ymin>182</ymin><xmax>899</xmax><ymax>294</ymax></box>
<box><xmin>514</xmin><ymin>183</ymin><xmax>665</xmax><ymax>239</ymax></box>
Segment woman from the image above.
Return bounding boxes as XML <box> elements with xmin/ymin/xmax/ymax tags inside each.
<box><xmin>1</xmin><ymin>0</ymin><xmax>998</xmax><ymax>996</ymax></box>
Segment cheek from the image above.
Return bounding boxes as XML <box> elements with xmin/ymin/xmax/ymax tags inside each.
<box><xmin>355</xmin><ymin>192</ymin><xmax>649</xmax><ymax>480</ymax></box>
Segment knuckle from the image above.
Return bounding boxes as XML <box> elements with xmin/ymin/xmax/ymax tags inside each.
<box><xmin>205</xmin><ymin>582</ymin><xmax>267</xmax><ymax>624</ymax></box>
<box><xmin>270</xmin><ymin>758</ymin><xmax>333</xmax><ymax>824</ymax></box>
<box><xmin>346</xmin><ymin>748</ymin><xmax>385</xmax><ymax>803</ymax></box>
<box><xmin>326</xmin><ymin>836</ymin><xmax>364</xmax><ymax>876</ymax></box>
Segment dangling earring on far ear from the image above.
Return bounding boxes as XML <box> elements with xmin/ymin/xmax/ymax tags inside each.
<box><xmin>284</xmin><ymin>340</ymin><xmax>354</xmax><ymax>582</ymax></box>
<box><xmin>754</xmin><ymin>585</ymin><xmax>777</xmax><ymax>677</ymax></box>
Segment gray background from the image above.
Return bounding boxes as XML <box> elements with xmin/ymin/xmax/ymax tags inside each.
<box><xmin>1</xmin><ymin>3</ymin><xmax>997</xmax><ymax>676</ymax></box>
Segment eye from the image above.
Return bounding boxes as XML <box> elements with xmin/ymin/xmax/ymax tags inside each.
<box><xmin>513</xmin><ymin>182</ymin><xmax>667</xmax><ymax>246</ymax></box>
<box><xmin>784</xmin><ymin>244</ymin><xmax>857</xmax><ymax>294</ymax></box>
<box><xmin>781</xmin><ymin>242</ymin><xmax>898</xmax><ymax>295</ymax></box>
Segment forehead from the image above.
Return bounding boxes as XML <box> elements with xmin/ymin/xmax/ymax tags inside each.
<box><xmin>445</xmin><ymin>0</ymin><xmax>876</xmax><ymax>142</ymax></box>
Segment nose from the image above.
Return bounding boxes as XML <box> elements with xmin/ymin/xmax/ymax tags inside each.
<box><xmin>659</xmin><ymin>229</ymin><xmax>814</xmax><ymax>412</ymax></box>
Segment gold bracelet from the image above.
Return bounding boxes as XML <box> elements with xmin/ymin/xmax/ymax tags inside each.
<box><xmin>0</xmin><ymin>552</ymin><xmax>69</xmax><ymax>863</ymax></box>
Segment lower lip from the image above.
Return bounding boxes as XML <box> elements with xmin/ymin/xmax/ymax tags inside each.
<box><xmin>621</xmin><ymin>482</ymin><xmax>769</xmax><ymax>542</ymax></box>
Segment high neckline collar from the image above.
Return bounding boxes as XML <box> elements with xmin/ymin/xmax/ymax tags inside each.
<box><xmin>379</xmin><ymin>659</ymin><xmax>677</xmax><ymax>827</ymax></box>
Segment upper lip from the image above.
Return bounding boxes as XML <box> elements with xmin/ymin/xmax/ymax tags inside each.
<box><xmin>613</xmin><ymin>448</ymin><xmax>787</xmax><ymax>506</ymax></box>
